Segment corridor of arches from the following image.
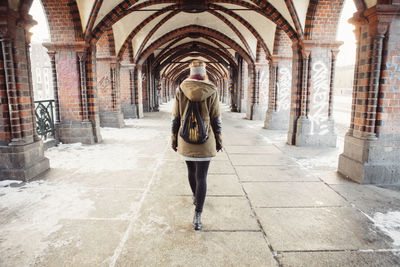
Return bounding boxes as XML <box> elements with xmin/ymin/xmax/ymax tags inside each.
<box><xmin>1</xmin><ymin>0</ymin><xmax>400</xmax><ymax>265</ymax></box>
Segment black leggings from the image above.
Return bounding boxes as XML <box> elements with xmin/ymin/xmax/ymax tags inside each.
<box><xmin>185</xmin><ymin>160</ymin><xmax>210</xmax><ymax>212</ymax></box>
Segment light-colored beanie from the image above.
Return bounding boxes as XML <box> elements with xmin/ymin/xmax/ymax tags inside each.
<box><xmin>189</xmin><ymin>60</ymin><xmax>206</xmax><ymax>75</ymax></box>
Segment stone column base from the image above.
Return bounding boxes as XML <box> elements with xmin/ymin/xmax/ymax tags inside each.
<box><xmin>100</xmin><ymin>111</ymin><xmax>125</xmax><ymax>128</ymax></box>
<box><xmin>264</xmin><ymin>110</ymin><xmax>289</xmax><ymax>130</ymax></box>
<box><xmin>294</xmin><ymin>116</ymin><xmax>337</xmax><ymax>147</ymax></box>
<box><xmin>0</xmin><ymin>141</ymin><xmax>50</xmax><ymax>181</ymax></box>
<box><xmin>246</xmin><ymin>103</ymin><xmax>266</xmax><ymax>120</ymax></box>
<box><xmin>338</xmin><ymin>135</ymin><xmax>400</xmax><ymax>184</ymax></box>
<box><xmin>121</xmin><ymin>104</ymin><xmax>137</xmax><ymax>119</ymax></box>
<box><xmin>241</xmin><ymin>101</ymin><xmax>247</xmax><ymax>114</ymax></box>
<box><xmin>56</xmin><ymin>121</ymin><xmax>95</xmax><ymax>144</ymax></box>
<box><xmin>138</xmin><ymin>103</ymin><xmax>144</xmax><ymax>118</ymax></box>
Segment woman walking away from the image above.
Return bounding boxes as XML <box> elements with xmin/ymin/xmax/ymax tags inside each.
<box><xmin>171</xmin><ymin>60</ymin><xmax>222</xmax><ymax>231</ymax></box>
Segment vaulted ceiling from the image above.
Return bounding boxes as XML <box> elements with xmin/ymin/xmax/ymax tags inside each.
<box><xmin>70</xmin><ymin>0</ymin><xmax>372</xmax><ymax>80</ymax></box>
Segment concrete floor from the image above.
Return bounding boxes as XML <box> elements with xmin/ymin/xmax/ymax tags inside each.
<box><xmin>1</xmin><ymin>102</ymin><xmax>400</xmax><ymax>267</ymax></box>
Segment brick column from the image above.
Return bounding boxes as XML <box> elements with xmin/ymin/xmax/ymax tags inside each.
<box><xmin>287</xmin><ymin>40</ymin><xmax>342</xmax><ymax>147</ymax></box>
<box><xmin>0</xmin><ymin>10</ymin><xmax>49</xmax><ymax>181</ymax></box>
<box><xmin>96</xmin><ymin>56</ymin><xmax>124</xmax><ymax>128</ymax></box>
<box><xmin>136</xmin><ymin>66</ymin><xmax>144</xmax><ymax>118</ymax></box>
<box><xmin>339</xmin><ymin>5</ymin><xmax>400</xmax><ymax>184</ymax></box>
<box><xmin>247</xmin><ymin>62</ymin><xmax>269</xmax><ymax>120</ymax></box>
<box><xmin>43</xmin><ymin>42</ymin><xmax>98</xmax><ymax>144</ymax></box>
<box><xmin>265</xmin><ymin>56</ymin><xmax>292</xmax><ymax>130</ymax></box>
<box><xmin>119</xmin><ymin>63</ymin><xmax>137</xmax><ymax>119</ymax></box>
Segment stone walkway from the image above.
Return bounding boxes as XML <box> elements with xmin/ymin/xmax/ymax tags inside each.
<box><xmin>1</xmin><ymin>102</ymin><xmax>400</xmax><ymax>266</ymax></box>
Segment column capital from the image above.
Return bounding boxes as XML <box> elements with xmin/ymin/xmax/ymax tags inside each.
<box><xmin>96</xmin><ymin>55</ymin><xmax>118</xmax><ymax>62</ymax></box>
<box><xmin>42</xmin><ymin>41</ymin><xmax>90</xmax><ymax>52</ymax></box>
<box><xmin>271</xmin><ymin>55</ymin><xmax>292</xmax><ymax>64</ymax></box>
<box><xmin>302</xmin><ymin>40</ymin><xmax>344</xmax><ymax>52</ymax></box>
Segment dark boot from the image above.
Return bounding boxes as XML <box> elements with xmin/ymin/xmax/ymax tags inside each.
<box><xmin>193</xmin><ymin>211</ymin><xmax>202</xmax><ymax>230</ymax></box>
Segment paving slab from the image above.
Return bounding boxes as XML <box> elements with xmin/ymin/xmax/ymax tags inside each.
<box><xmin>138</xmin><ymin>195</ymin><xmax>259</xmax><ymax>231</ymax></box>
<box><xmin>208</xmin><ymin>160</ymin><xmax>236</xmax><ymax>174</ymax></box>
<box><xmin>243</xmin><ymin>182</ymin><xmax>348</xmax><ymax>207</ymax></box>
<box><xmin>229</xmin><ymin>154</ymin><xmax>297</xmax><ymax>166</ymax></box>
<box><xmin>115</xmin><ymin>232</ymin><xmax>277</xmax><ymax>267</ymax></box>
<box><xmin>256</xmin><ymin>207</ymin><xmax>393</xmax><ymax>251</ymax></box>
<box><xmin>33</xmin><ymin>219</ymin><xmax>128</xmax><ymax>267</ymax></box>
<box><xmin>66</xmin><ymin>169</ymin><xmax>154</xmax><ymax>189</ymax></box>
<box><xmin>331</xmin><ymin>184</ymin><xmax>400</xmax><ymax>216</ymax></box>
<box><xmin>310</xmin><ymin>170</ymin><xmax>355</xmax><ymax>185</ymax></box>
<box><xmin>235</xmin><ymin>165</ymin><xmax>319</xmax><ymax>182</ymax></box>
<box><xmin>82</xmin><ymin>188</ymin><xmax>143</xmax><ymax>219</ymax></box>
<box><xmin>277</xmin><ymin>251</ymin><xmax>400</xmax><ymax>267</ymax></box>
<box><xmin>224</xmin><ymin>145</ymin><xmax>282</xmax><ymax>154</ymax></box>
<box><xmin>207</xmin><ymin>174</ymin><xmax>244</xmax><ymax>196</ymax></box>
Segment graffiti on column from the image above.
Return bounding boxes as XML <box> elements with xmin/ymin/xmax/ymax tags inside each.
<box><xmin>277</xmin><ymin>67</ymin><xmax>291</xmax><ymax>112</ymax></box>
<box><xmin>57</xmin><ymin>58</ymin><xmax>79</xmax><ymax>91</ymax></box>
<box><xmin>259</xmin><ymin>67</ymin><xmax>269</xmax><ymax>104</ymax></box>
<box><xmin>98</xmin><ymin>76</ymin><xmax>111</xmax><ymax>94</ymax></box>
<box><xmin>310</xmin><ymin>61</ymin><xmax>330</xmax><ymax>135</ymax></box>
<box><xmin>386</xmin><ymin>56</ymin><xmax>400</xmax><ymax>92</ymax></box>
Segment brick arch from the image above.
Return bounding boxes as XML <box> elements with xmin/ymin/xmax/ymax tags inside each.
<box><xmin>96</xmin><ymin>28</ymin><xmax>116</xmax><ymax>57</ymax></box>
<box><xmin>117</xmin><ymin>4</ymin><xmax>179</xmax><ymax>59</ymax></box>
<box><xmin>157</xmin><ymin>46</ymin><xmax>229</xmax><ymax>73</ymax></box>
<box><xmin>41</xmin><ymin>0</ymin><xmax>84</xmax><ymax>42</ymax></box>
<box><xmin>92</xmin><ymin>0</ymin><xmax>298</xmax><ymax>55</ymax></box>
<box><xmin>137</xmin><ymin>25</ymin><xmax>253</xmax><ymax>65</ymax></box>
<box><xmin>208</xmin><ymin>4</ymin><xmax>272</xmax><ymax>60</ymax></box>
<box><xmin>92</xmin><ymin>0</ymin><xmax>175</xmax><ymax>41</ymax></box>
<box><xmin>304</xmin><ymin>0</ymin><xmax>345</xmax><ymax>41</ymax></box>
<box><xmin>283</xmin><ymin>0</ymin><xmax>304</xmax><ymax>39</ymax></box>
<box><xmin>164</xmin><ymin>53</ymin><xmax>225</xmax><ymax>81</ymax></box>
<box><xmin>153</xmin><ymin>40</ymin><xmax>237</xmax><ymax>70</ymax></box>
<box><xmin>133</xmin><ymin>10</ymin><xmax>181</xmax><ymax>62</ymax></box>
<box><xmin>213</xmin><ymin>0</ymin><xmax>299</xmax><ymax>41</ymax></box>
<box><xmin>160</xmin><ymin>50</ymin><xmax>228</xmax><ymax>79</ymax></box>
<box><xmin>83</xmin><ymin>0</ymin><xmax>103</xmax><ymax>41</ymax></box>
<box><xmin>206</xmin><ymin>9</ymin><xmax>255</xmax><ymax>60</ymax></box>
<box><xmin>272</xmin><ymin>27</ymin><xmax>292</xmax><ymax>57</ymax></box>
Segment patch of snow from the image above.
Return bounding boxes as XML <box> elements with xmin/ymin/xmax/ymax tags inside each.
<box><xmin>0</xmin><ymin>180</ymin><xmax>94</xmax><ymax>265</ymax></box>
<box><xmin>0</xmin><ymin>180</ymin><xmax>22</xmax><ymax>187</ymax></box>
<box><xmin>373</xmin><ymin>211</ymin><xmax>400</xmax><ymax>248</ymax></box>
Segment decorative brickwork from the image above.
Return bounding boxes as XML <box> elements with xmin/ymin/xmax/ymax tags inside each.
<box><xmin>41</xmin><ymin>0</ymin><xmax>83</xmax><ymax>42</ymax></box>
<box><xmin>304</xmin><ymin>0</ymin><xmax>345</xmax><ymax>41</ymax></box>
<box><xmin>0</xmin><ymin>4</ymin><xmax>49</xmax><ymax>181</ymax></box>
<box><xmin>339</xmin><ymin>4</ymin><xmax>400</xmax><ymax>184</ymax></box>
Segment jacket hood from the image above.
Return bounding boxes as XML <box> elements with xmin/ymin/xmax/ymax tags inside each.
<box><xmin>180</xmin><ymin>78</ymin><xmax>217</xmax><ymax>102</ymax></box>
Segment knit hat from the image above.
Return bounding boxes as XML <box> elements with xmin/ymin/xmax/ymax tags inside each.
<box><xmin>189</xmin><ymin>60</ymin><xmax>206</xmax><ymax>76</ymax></box>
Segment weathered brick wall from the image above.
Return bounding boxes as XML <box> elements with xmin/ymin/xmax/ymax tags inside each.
<box><xmin>273</xmin><ymin>28</ymin><xmax>293</xmax><ymax>58</ymax></box>
<box><xmin>96</xmin><ymin>59</ymin><xmax>113</xmax><ymax>112</ymax></box>
<box><xmin>307</xmin><ymin>45</ymin><xmax>333</xmax><ymax>134</ymax></box>
<box><xmin>305</xmin><ymin>0</ymin><xmax>345</xmax><ymax>42</ymax></box>
<box><xmin>41</xmin><ymin>0</ymin><xmax>82</xmax><ymax>42</ymax></box>
<box><xmin>351</xmin><ymin>24</ymin><xmax>371</xmax><ymax>136</ymax></box>
<box><xmin>120</xmin><ymin>66</ymin><xmax>131</xmax><ymax>105</ymax></box>
<box><xmin>379</xmin><ymin>16</ymin><xmax>400</xmax><ymax>137</ymax></box>
<box><xmin>56</xmin><ymin>50</ymin><xmax>82</xmax><ymax>121</ymax></box>
<box><xmin>96</xmin><ymin>32</ymin><xmax>112</xmax><ymax>58</ymax></box>
<box><xmin>0</xmin><ymin>11</ymin><xmax>36</xmax><ymax>145</ymax></box>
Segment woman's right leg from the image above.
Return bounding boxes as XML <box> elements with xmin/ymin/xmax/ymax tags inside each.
<box><xmin>185</xmin><ymin>161</ymin><xmax>196</xmax><ymax>196</ymax></box>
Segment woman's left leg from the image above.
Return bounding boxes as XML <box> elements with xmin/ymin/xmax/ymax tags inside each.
<box><xmin>194</xmin><ymin>160</ymin><xmax>210</xmax><ymax>212</ymax></box>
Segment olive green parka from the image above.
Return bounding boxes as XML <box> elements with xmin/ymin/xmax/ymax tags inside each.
<box><xmin>171</xmin><ymin>78</ymin><xmax>222</xmax><ymax>158</ymax></box>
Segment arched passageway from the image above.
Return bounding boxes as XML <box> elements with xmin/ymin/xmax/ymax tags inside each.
<box><xmin>1</xmin><ymin>1</ymin><xmax>400</xmax><ymax>265</ymax></box>
<box><xmin>1</xmin><ymin>2</ymin><xmax>400</xmax><ymax>185</ymax></box>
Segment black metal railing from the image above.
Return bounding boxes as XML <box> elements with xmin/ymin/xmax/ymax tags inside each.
<box><xmin>34</xmin><ymin>99</ymin><xmax>55</xmax><ymax>140</ymax></box>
